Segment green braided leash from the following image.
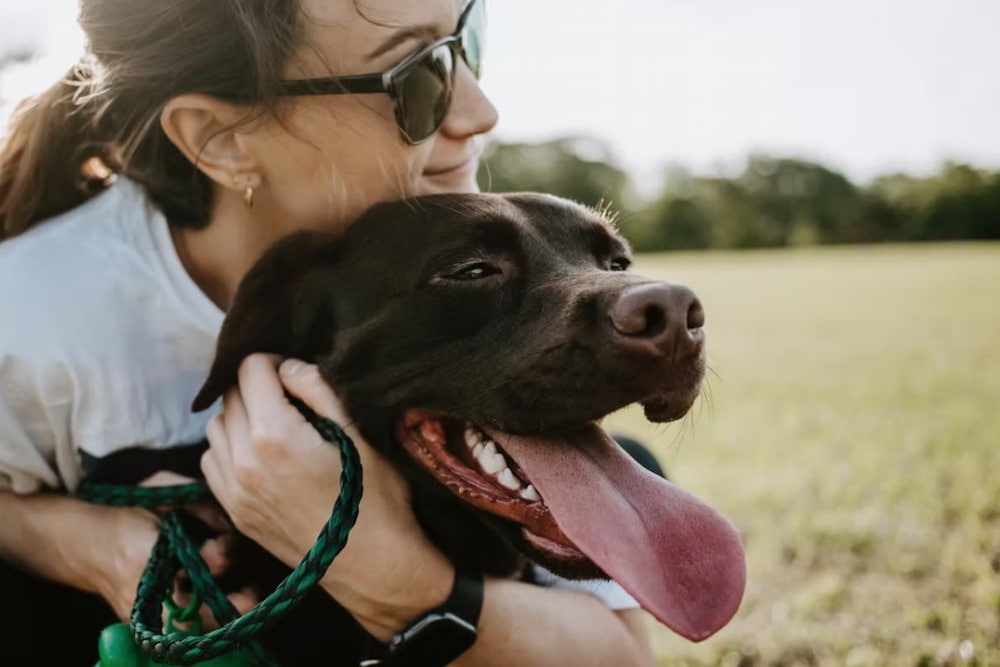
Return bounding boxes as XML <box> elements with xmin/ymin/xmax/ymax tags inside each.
<box><xmin>77</xmin><ymin>398</ymin><xmax>363</xmax><ymax>666</ymax></box>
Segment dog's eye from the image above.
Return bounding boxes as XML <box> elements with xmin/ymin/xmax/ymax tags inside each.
<box><xmin>446</xmin><ymin>262</ymin><xmax>501</xmax><ymax>281</ymax></box>
<box><xmin>609</xmin><ymin>257</ymin><xmax>631</xmax><ymax>272</ymax></box>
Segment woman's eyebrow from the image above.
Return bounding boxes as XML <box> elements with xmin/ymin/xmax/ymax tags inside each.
<box><xmin>366</xmin><ymin>24</ymin><xmax>440</xmax><ymax>61</ymax></box>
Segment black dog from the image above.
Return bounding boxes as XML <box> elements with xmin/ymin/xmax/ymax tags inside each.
<box><xmin>193</xmin><ymin>193</ymin><xmax>745</xmax><ymax>661</ymax></box>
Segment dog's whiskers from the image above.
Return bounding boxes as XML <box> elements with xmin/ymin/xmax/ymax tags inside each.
<box><xmin>706</xmin><ymin>363</ymin><xmax>722</xmax><ymax>383</ymax></box>
<box><xmin>699</xmin><ymin>369</ymin><xmax>717</xmax><ymax>421</ymax></box>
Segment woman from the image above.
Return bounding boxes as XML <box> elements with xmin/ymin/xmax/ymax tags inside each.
<box><xmin>0</xmin><ymin>0</ymin><xmax>657</xmax><ymax>664</ymax></box>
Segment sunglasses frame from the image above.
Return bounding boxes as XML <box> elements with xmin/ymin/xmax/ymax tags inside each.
<box><xmin>278</xmin><ymin>0</ymin><xmax>484</xmax><ymax>144</ymax></box>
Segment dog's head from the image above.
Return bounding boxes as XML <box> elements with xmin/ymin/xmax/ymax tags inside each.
<box><xmin>193</xmin><ymin>193</ymin><xmax>745</xmax><ymax>641</ymax></box>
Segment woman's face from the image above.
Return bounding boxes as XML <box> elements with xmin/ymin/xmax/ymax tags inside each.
<box><xmin>250</xmin><ymin>0</ymin><xmax>499</xmax><ymax>234</ymax></box>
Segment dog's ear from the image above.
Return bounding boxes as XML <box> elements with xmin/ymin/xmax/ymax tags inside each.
<box><xmin>191</xmin><ymin>231</ymin><xmax>340</xmax><ymax>412</ymax></box>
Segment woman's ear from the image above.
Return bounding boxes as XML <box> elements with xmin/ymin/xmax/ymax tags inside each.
<box><xmin>159</xmin><ymin>94</ymin><xmax>260</xmax><ymax>189</ymax></box>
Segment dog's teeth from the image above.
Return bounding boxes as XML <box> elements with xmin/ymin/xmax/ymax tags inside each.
<box><xmin>481</xmin><ymin>452</ymin><xmax>506</xmax><ymax>474</ymax></box>
<box><xmin>461</xmin><ymin>427</ymin><xmax>534</xmax><ymax>498</ymax></box>
<box><xmin>472</xmin><ymin>442</ymin><xmax>498</xmax><ymax>472</ymax></box>
<box><xmin>498</xmin><ymin>468</ymin><xmax>522</xmax><ymax>491</ymax></box>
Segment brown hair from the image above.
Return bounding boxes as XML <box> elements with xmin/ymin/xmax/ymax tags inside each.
<box><xmin>0</xmin><ymin>0</ymin><xmax>303</xmax><ymax>240</ymax></box>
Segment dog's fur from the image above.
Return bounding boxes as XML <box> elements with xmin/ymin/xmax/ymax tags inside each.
<box><xmin>193</xmin><ymin>192</ymin><xmax>707</xmax><ymax>663</ymax></box>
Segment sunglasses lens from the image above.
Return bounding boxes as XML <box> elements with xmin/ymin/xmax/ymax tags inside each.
<box><xmin>460</xmin><ymin>0</ymin><xmax>486</xmax><ymax>78</ymax></box>
<box><xmin>396</xmin><ymin>45</ymin><xmax>454</xmax><ymax>143</ymax></box>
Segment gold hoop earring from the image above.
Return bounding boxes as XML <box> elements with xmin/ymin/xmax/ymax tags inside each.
<box><xmin>243</xmin><ymin>185</ymin><xmax>255</xmax><ymax>208</ymax></box>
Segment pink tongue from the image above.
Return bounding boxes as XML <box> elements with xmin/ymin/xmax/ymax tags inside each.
<box><xmin>489</xmin><ymin>424</ymin><xmax>746</xmax><ymax>642</ymax></box>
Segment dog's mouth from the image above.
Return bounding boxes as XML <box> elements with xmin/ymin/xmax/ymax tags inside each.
<box><xmin>397</xmin><ymin>413</ymin><xmax>590</xmax><ymax>568</ymax></box>
<box><xmin>396</xmin><ymin>409</ymin><xmax>746</xmax><ymax>642</ymax></box>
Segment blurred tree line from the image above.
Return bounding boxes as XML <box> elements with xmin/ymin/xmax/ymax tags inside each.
<box><xmin>476</xmin><ymin>137</ymin><xmax>1000</xmax><ymax>251</ymax></box>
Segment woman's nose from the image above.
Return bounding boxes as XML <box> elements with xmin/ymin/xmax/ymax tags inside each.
<box><xmin>439</xmin><ymin>64</ymin><xmax>499</xmax><ymax>139</ymax></box>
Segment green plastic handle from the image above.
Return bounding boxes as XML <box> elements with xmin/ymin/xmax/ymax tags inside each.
<box><xmin>97</xmin><ymin>624</ymin><xmax>259</xmax><ymax>667</ymax></box>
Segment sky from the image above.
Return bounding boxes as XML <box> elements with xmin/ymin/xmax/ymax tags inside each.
<box><xmin>2</xmin><ymin>0</ymin><xmax>999</xmax><ymax>188</ymax></box>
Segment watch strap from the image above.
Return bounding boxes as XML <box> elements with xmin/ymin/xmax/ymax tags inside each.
<box><xmin>385</xmin><ymin>571</ymin><xmax>484</xmax><ymax>665</ymax></box>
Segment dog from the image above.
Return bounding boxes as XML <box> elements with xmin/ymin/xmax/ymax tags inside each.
<box><xmin>192</xmin><ymin>192</ymin><xmax>745</xmax><ymax>662</ymax></box>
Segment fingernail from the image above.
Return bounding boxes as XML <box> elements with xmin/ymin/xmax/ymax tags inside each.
<box><xmin>280</xmin><ymin>359</ymin><xmax>307</xmax><ymax>378</ymax></box>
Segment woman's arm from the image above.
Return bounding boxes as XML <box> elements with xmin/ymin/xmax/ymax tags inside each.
<box><xmin>0</xmin><ymin>490</ymin><xmax>160</xmax><ymax>620</ymax></box>
<box><xmin>202</xmin><ymin>355</ymin><xmax>658</xmax><ymax>666</ymax></box>
<box><xmin>453</xmin><ymin>583</ymin><xmax>656</xmax><ymax>667</ymax></box>
<box><xmin>0</xmin><ymin>476</ymin><xmax>240</xmax><ymax>624</ymax></box>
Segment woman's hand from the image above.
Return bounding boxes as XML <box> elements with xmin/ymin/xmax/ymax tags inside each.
<box><xmin>0</xmin><ymin>489</ymin><xmax>247</xmax><ymax>626</ymax></box>
<box><xmin>201</xmin><ymin>355</ymin><xmax>453</xmax><ymax>639</ymax></box>
<box><xmin>90</xmin><ymin>471</ymin><xmax>252</xmax><ymax>624</ymax></box>
<box><xmin>89</xmin><ymin>503</ymin><xmax>162</xmax><ymax>621</ymax></box>
<box><xmin>129</xmin><ymin>471</ymin><xmax>256</xmax><ymax>628</ymax></box>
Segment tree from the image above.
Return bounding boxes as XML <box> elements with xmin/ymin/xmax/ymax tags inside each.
<box><xmin>736</xmin><ymin>155</ymin><xmax>864</xmax><ymax>245</ymax></box>
<box><xmin>475</xmin><ymin>137</ymin><xmax>1000</xmax><ymax>250</ymax></box>
<box><xmin>640</xmin><ymin>197</ymin><xmax>713</xmax><ymax>250</ymax></box>
<box><xmin>476</xmin><ymin>136</ymin><xmax>635</xmax><ymax>213</ymax></box>
<box><xmin>870</xmin><ymin>164</ymin><xmax>1000</xmax><ymax>241</ymax></box>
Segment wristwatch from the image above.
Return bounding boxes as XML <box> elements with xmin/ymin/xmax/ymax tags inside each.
<box><xmin>379</xmin><ymin>571</ymin><xmax>484</xmax><ymax>666</ymax></box>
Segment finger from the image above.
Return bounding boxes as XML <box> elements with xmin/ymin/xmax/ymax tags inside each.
<box><xmin>138</xmin><ymin>471</ymin><xmax>202</xmax><ymax>513</ymax></box>
<box><xmin>199</xmin><ymin>537</ymin><xmax>229</xmax><ymax>577</ymax></box>
<box><xmin>201</xmin><ymin>446</ymin><xmax>230</xmax><ymax>503</ymax></box>
<box><xmin>278</xmin><ymin>361</ymin><xmax>392</xmax><ymax>478</ymax></box>
<box><xmin>205</xmin><ymin>412</ymin><xmax>233</xmax><ymax>466</ymax></box>
<box><xmin>236</xmin><ymin>354</ymin><xmax>294</xmax><ymax>436</ymax></box>
<box><xmin>227</xmin><ymin>588</ymin><xmax>258</xmax><ymax>616</ymax></box>
<box><xmin>202</xmin><ymin>414</ymin><xmax>233</xmax><ymax>496</ymax></box>
<box><xmin>278</xmin><ymin>359</ymin><xmax>350</xmax><ymax>423</ymax></box>
<box><xmin>220</xmin><ymin>386</ymin><xmax>257</xmax><ymax>470</ymax></box>
<box><xmin>166</xmin><ymin>588</ymin><xmax>199</xmax><ymax>632</ymax></box>
<box><xmin>279</xmin><ymin>361</ymin><xmax>388</xmax><ymax>470</ymax></box>
<box><xmin>198</xmin><ymin>604</ymin><xmax>221</xmax><ymax>631</ymax></box>
<box><xmin>139</xmin><ymin>471</ymin><xmax>198</xmax><ymax>488</ymax></box>
<box><xmin>183</xmin><ymin>502</ymin><xmax>232</xmax><ymax>533</ymax></box>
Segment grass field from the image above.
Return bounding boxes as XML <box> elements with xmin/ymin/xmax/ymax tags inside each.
<box><xmin>602</xmin><ymin>242</ymin><xmax>1000</xmax><ymax>666</ymax></box>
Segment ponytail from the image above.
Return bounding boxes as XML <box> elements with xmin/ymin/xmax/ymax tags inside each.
<box><xmin>0</xmin><ymin>66</ymin><xmax>119</xmax><ymax>241</ymax></box>
<box><xmin>1</xmin><ymin>0</ymin><xmax>305</xmax><ymax>241</ymax></box>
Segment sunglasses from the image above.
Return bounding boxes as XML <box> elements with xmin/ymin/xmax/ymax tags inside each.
<box><xmin>278</xmin><ymin>0</ymin><xmax>485</xmax><ymax>145</ymax></box>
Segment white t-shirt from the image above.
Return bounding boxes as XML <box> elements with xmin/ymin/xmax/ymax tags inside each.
<box><xmin>0</xmin><ymin>177</ymin><xmax>636</xmax><ymax>609</ymax></box>
<box><xmin>0</xmin><ymin>178</ymin><xmax>223</xmax><ymax>493</ymax></box>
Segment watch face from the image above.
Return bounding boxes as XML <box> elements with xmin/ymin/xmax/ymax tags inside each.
<box><xmin>390</xmin><ymin>613</ymin><xmax>477</xmax><ymax>665</ymax></box>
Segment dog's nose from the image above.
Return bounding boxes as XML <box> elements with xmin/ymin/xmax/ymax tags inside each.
<box><xmin>609</xmin><ymin>283</ymin><xmax>705</xmax><ymax>355</ymax></box>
